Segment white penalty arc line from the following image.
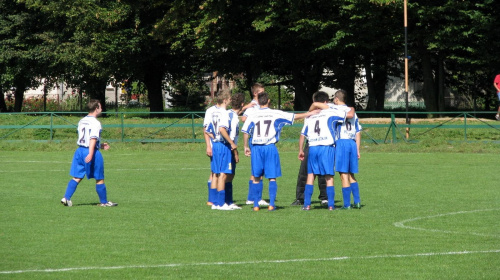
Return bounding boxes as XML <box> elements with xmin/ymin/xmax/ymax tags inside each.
<box><xmin>1</xmin><ymin>250</ymin><xmax>499</xmax><ymax>275</ymax></box>
<box><xmin>394</xmin><ymin>209</ymin><xmax>500</xmax><ymax>237</ymax></box>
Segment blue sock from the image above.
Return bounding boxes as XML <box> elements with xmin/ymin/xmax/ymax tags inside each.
<box><xmin>95</xmin><ymin>183</ymin><xmax>107</xmax><ymax>204</ymax></box>
<box><xmin>342</xmin><ymin>187</ymin><xmax>352</xmax><ymax>207</ymax></box>
<box><xmin>351</xmin><ymin>182</ymin><xmax>360</xmax><ymax>204</ymax></box>
<box><xmin>207</xmin><ymin>180</ymin><xmax>211</xmax><ymax>202</ymax></box>
<box><xmin>258</xmin><ymin>180</ymin><xmax>263</xmax><ymax>201</ymax></box>
<box><xmin>217</xmin><ymin>190</ymin><xmax>226</xmax><ymax>206</ymax></box>
<box><xmin>269</xmin><ymin>181</ymin><xmax>277</xmax><ymax>207</ymax></box>
<box><xmin>225</xmin><ymin>182</ymin><xmax>233</xmax><ymax>204</ymax></box>
<box><xmin>209</xmin><ymin>187</ymin><xmax>217</xmax><ymax>204</ymax></box>
<box><xmin>247</xmin><ymin>180</ymin><xmax>252</xmax><ymax>200</ymax></box>
<box><xmin>252</xmin><ymin>182</ymin><xmax>261</xmax><ymax>207</ymax></box>
<box><xmin>64</xmin><ymin>179</ymin><xmax>79</xmax><ymax>200</ymax></box>
<box><xmin>326</xmin><ymin>186</ymin><xmax>335</xmax><ymax>208</ymax></box>
<box><xmin>304</xmin><ymin>184</ymin><xmax>314</xmax><ymax>207</ymax></box>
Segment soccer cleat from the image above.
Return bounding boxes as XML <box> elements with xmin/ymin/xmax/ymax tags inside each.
<box><xmin>321</xmin><ymin>200</ymin><xmax>328</xmax><ymax>206</ymax></box>
<box><xmin>258</xmin><ymin>200</ymin><xmax>269</xmax><ymax>206</ymax></box>
<box><xmin>211</xmin><ymin>205</ymin><xmax>219</xmax><ymax>210</ymax></box>
<box><xmin>99</xmin><ymin>201</ymin><xmax>118</xmax><ymax>207</ymax></box>
<box><xmin>301</xmin><ymin>205</ymin><xmax>311</xmax><ymax>211</ymax></box>
<box><xmin>352</xmin><ymin>203</ymin><xmax>362</xmax><ymax>209</ymax></box>
<box><xmin>328</xmin><ymin>206</ymin><xmax>335</xmax><ymax>211</ymax></box>
<box><xmin>252</xmin><ymin>206</ymin><xmax>260</xmax><ymax>211</ymax></box>
<box><xmin>290</xmin><ymin>200</ymin><xmax>303</xmax><ymax>206</ymax></box>
<box><xmin>61</xmin><ymin>197</ymin><xmax>72</xmax><ymax>207</ymax></box>
<box><xmin>268</xmin><ymin>205</ymin><xmax>276</xmax><ymax>211</ymax></box>
<box><xmin>246</xmin><ymin>200</ymin><xmax>254</xmax><ymax>205</ymax></box>
<box><xmin>339</xmin><ymin>206</ymin><xmax>351</xmax><ymax>210</ymax></box>
<box><xmin>228</xmin><ymin>203</ymin><xmax>242</xmax><ymax>210</ymax></box>
<box><xmin>218</xmin><ymin>203</ymin><xmax>233</xmax><ymax>210</ymax></box>
<box><xmin>206</xmin><ymin>201</ymin><xmax>214</xmax><ymax>206</ymax></box>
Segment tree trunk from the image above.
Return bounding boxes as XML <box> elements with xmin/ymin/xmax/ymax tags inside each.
<box><xmin>421</xmin><ymin>51</ymin><xmax>438</xmax><ymax>113</ymax></box>
<box><xmin>0</xmin><ymin>86</ymin><xmax>7</xmax><ymax>112</ymax></box>
<box><xmin>373</xmin><ymin>56</ymin><xmax>388</xmax><ymax>111</ymax></box>
<box><xmin>82</xmin><ymin>77</ymin><xmax>108</xmax><ymax>113</ymax></box>
<box><xmin>437</xmin><ymin>55</ymin><xmax>445</xmax><ymax>111</ymax></box>
<box><xmin>13</xmin><ymin>80</ymin><xmax>28</xmax><ymax>112</ymax></box>
<box><xmin>365</xmin><ymin>57</ymin><xmax>376</xmax><ymax>111</ymax></box>
<box><xmin>335</xmin><ymin>56</ymin><xmax>356</xmax><ymax>106</ymax></box>
<box><xmin>143</xmin><ymin>60</ymin><xmax>165</xmax><ymax>114</ymax></box>
<box><xmin>291</xmin><ymin>63</ymin><xmax>323</xmax><ymax>111</ymax></box>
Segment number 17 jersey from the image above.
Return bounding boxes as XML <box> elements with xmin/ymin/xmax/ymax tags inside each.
<box><xmin>241</xmin><ymin>108</ymin><xmax>295</xmax><ymax>145</ymax></box>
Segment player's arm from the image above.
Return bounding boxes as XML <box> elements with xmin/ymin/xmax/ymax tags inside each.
<box><xmin>241</xmin><ymin>102</ymin><xmax>256</xmax><ymax>112</ymax></box>
<box><xmin>309</xmin><ymin>102</ymin><xmax>329</xmax><ymax>111</ymax></box>
<box><xmin>243</xmin><ymin>132</ymin><xmax>251</xmax><ymax>156</ymax></box>
<box><xmin>85</xmin><ymin>138</ymin><xmax>97</xmax><ymax>163</ymax></box>
<box><xmin>233</xmin><ymin>149</ymin><xmax>239</xmax><ymax>163</ymax></box>
<box><xmin>203</xmin><ymin>130</ymin><xmax>213</xmax><ymax>157</ymax></box>
<box><xmin>355</xmin><ymin>131</ymin><xmax>361</xmax><ymax>159</ymax></box>
<box><xmin>346</xmin><ymin>107</ymin><xmax>355</xmax><ymax>119</ymax></box>
<box><xmin>101</xmin><ymin>142</ymin><xmax>110</xmax><ymax>150</ymax></box>
<box><xmin>295</xmin><ymin>109</ymin><xmax>320</xmax><ymax>120</ymax></box>
<box><xmin>298</xmin><ymin>134</ymin><xmax>306</xmax><ymax>161</ymax></box>
<box><xmin>219</xmin><ymin>126</ymin><xmax>237</xmax><ymax>150</ymax></box>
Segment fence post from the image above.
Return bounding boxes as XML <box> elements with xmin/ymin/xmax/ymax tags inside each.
<box><xmin>191</xmin><ymin>113</ymin><xmax>196</xmax><ymax>142</ymax></box>
<box><xmin>50</xmin><ymin>113</ymin><xmax>54</xmax><ymax>141</ymax></box>
<box><xmin>464</xmin><ymin>113</ymin><xmax>467</xmax><ymax>141</ymax></box>
<box><xmin>391</xmin><ymin>114</ymin><xmax>397</xmax><ymax>143</ymax></box>
<box><xmin>121</xmin><ymin>113</ymin><xmax>124</xmax><ymax>142</ymax></box>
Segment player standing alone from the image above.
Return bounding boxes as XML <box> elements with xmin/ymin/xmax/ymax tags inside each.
<box><xmin>61</xmin><ymin>99</ymin><xmax>117</xmax><ymax>207</ymax></box>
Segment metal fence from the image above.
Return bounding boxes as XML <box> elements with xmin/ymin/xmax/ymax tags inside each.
<box><xmin>1</xmin><ymin>111</ymin><xmax>499</xmax><ymax>144</ymax></box>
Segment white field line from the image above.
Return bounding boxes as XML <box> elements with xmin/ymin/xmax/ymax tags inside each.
<box><xmin>393</xmin><ymin>209</ymin><xmax>500</xmax><ymax>237</ymax></box>
<box><xmin>1</xmin><ymin>250</ymin><xmax>498</xmax><ymax>275</ymax></box>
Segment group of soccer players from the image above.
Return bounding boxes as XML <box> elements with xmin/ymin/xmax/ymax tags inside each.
<box><xmin>203</xmin><ymin>83</ymin><xmax>362</xmax><ymax>211</ymax></box>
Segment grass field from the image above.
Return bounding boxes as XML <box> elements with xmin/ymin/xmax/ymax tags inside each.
<box><xmin>0</xmin><ymin>143</ymin><xmax>499</xmax><ymax>279</ymax></box>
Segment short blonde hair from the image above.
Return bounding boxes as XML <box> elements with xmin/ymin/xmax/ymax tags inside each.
<box><xmin>216</xmin><ymin>89</ymin><xmax>231</xmax><ymax>105</ymax></box>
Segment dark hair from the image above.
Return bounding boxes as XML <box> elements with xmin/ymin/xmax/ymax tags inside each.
<box><xmin>257</xmin><ymin>92</ymin><xmax>270</xmax><ymax>106</ymax></box>
<box><xmin>231</xmin><ymin>93</ymin><xmax>245</xmax><ymax>109</ymax></box>
<box><xmin>312</xmin><ymin>91</ymin><xmax>329</xmax><ymax>103</ymax></box>
<box><xmin>87</xmin><ymin>99</ymin><xmax>101</xmax><ymax>112</ymax></box>
<box><xmin>334</xmin><ymin>89</ymin><xmax>347</xmax><ymax>102</ymax></box>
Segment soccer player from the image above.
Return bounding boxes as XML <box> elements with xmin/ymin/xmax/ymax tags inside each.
<box><xmin>61</xmin><ymin>99</ymin><xmax>117</xmax><ymax>207</ymax></box>
<box><xmin>242</xmin><ymin>92</ymin><xmax>319</xmax><ymax>211</ymax></box>
<box><xmin>241</xmin><ymin>83</ymin><xmax>269</xmax><ymax>207</ymax></box>
<box><xmin>204</xmin><ymin>90</ymin><xmax>238</xmax><ymax>210</ymax></box>
<box><xmin>494</xmin><ymin>73</ymin><xmax>500</xmax><ymax>120</ymax></box>
<box><xmin>203</xmin><ymin>97</ymin><xmax>218</xmax><ymax>206</ymax></box>
<box><xmin>332</xmin><ymin>90</ymin><xmax>363</xmax><ymax>209</ymax></box>
<box><xmin>224</xmin><ymin>92</ymin><xmax>246</xmax><ymax>209</ymax></box>
<box><xmin>298</xmin><ymin>91</ymin><xmax>349</xmax><ymax>211</ymax></box>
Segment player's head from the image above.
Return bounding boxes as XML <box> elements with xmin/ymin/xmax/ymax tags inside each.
<box><xmin>312</xmin><ymin>91</ymin><xmax>329</xmax><ymax>103</ymax></box>
<box><xmin>334</xmin><ymin>89</ymin><xmax>347</xmax><ymax>104</ymax></box>
<box><xmin>251</xmin><ymin>83</ymin><xmax>265</xmax><ymax>96</ymax></box>
<box><xmin>87</xmin><ymin>99</ymin><xmax>102</xmax><ymax>113</ymax></box>
<box><xmin>231</xmin><ymin>93</ymin><xmax>245</xmax><ymax>110</ymax></box>
<box><xmin>257</xmin><ymin>92</ymin><xmax>270</xmax><ymax>106</ymax></box>
<box><xmin>216</xmin><ymin>89</ymin><xmax>231</xmax><ymax>105</ymax></box>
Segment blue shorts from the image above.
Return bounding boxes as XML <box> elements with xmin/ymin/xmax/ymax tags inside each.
<box><xmin>335</xmin><ymin>139</ymin><xmax>359</xmax><ymax>174</ymax></box>
<box><xmin>250</xmin><ymin>144</ymin><xmax>281</xmax><ymax>179</ymax></box>
<box><xmin>211</xmin><ymin>142</ymin><xmax>233</xmax><ymax>174</ymax></box>
<box><xmin>307</xmin><ymin>145</ymin><xmax>335</xmax><ymax>175</ymax></box>
<box><xmin>70</xmin><ymin>146</ymin><xmax>105</xmax><ymax>180</ymax></box>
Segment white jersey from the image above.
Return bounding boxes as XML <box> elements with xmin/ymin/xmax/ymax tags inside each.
<box><xmin>227</xmin><ymin>109</ymin><xmax>240</xmax><ymax>145</ymax></box>
<box><xmin>243</xmin><ymin>100</ymin><xmax>260</xmax><ymax>118</ymax></box>
<box><xmin>301</xmin><ymin>108</ymin><xmax>346</xmax><ymax>146</ymax></box>
<box><xmin>204</xmin><ymin>105</ymin><xmax>230</xmax><ymax>143</ymax></box>
<box><xmin>76</xmin><ymin>116</ymin><xmax>101</xmax><ymax>149</ymax></box>
<box><xmin>336</xmin><ymin>105</ymin><xmax>362</xmax><ymax>140</ymax></box>
<box><xmin>241</xmin><ymin>108</ymin><xmax>295</xmax><ymax>145</ymax></box>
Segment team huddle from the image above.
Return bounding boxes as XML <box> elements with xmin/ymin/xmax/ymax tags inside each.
<box><xmin>204</xmin><ymin>84</ymin><xmax>362</xmax><ymax>211</ymax></box>
<box><xmin>59</xmin><ymin>85</ymin><xmax>362</xmax><ymax>210</ymax></box>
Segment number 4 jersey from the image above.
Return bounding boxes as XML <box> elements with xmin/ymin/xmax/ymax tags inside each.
<box><xmin>241</xmin><ymin>108</ymin><xmax>295</xmax><ymax>145</ymax></box>
<box><xmin>301</xmin><ymin>108</ymin><xmax>347</xmax><ymax>146</ymax></box>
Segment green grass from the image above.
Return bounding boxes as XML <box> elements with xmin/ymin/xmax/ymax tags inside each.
<box><xmin>0</xmin><ymin>143</ymin><xmax>499</xmax><ymax>279</ymax></box>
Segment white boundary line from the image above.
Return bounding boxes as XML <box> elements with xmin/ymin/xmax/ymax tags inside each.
<box><xmin>393</xmin><ymin>209</ymin><xmax>500</xmax><ymax>237</ymax></box>
<box><xmin>1</xmin><ymin>250</ymin><xmax>498</xmax><ymax>275</ymax></box>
